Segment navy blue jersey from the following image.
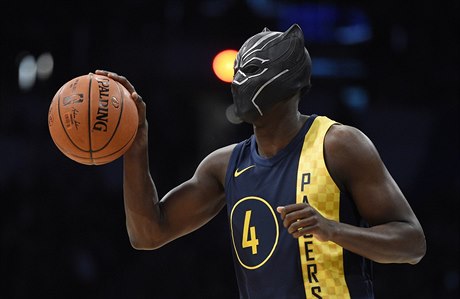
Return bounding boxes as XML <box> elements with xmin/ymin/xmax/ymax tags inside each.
<box><xmin>225</xmin><ymin>115</ymin><xmax>374</xmax><ymax>299</ymax></box>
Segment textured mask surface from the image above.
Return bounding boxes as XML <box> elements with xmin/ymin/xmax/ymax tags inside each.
<box><xmin>231</xmin><ymin>24</ymin><xmax>312</xmax><ymax>122</ymax></box>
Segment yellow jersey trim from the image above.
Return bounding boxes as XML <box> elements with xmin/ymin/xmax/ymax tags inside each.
<box><xmin>296</xmin><ymin>116</ymin><xmax>351</xmax><ymax>299</ymax></box>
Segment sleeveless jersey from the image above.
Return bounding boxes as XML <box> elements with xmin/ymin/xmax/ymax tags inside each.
<box><xmin>225</xmin><ymin>115</ymin><xmax>374</xmax><ymax>299</ymax></box>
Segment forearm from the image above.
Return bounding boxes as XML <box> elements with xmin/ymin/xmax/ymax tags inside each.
<box><xmin>331</xmin><ymin>220</ymin><xmax>426</xmax><ymax>264</ymax></box>
<box><xmin>123</xmin><ymin>123</ymin><xmax>162</xmax><ymax>249</ymax></box>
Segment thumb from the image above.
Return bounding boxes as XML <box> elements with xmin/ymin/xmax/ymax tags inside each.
<box><xmin>276</xmin><ymin>207</ymin><xmax>285</xmax><ymax>218</ymax></box>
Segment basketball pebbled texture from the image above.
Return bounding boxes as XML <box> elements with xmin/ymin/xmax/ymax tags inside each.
<box><xmin>48</xmin><ymin>73</ymin><xmax>138</xmax><ymax>165</ymax></box>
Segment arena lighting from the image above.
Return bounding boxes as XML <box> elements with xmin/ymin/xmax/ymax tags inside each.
<box><xmin>17</xmin><ymin>52</ymin><xmax>54</xmax><ymax>91</ymax></box>
<box><xmin>37</xmin><ymin>52</ymin><xmax>54</xmax><ymax>80</ymax></box>
<box><xmin>18</xmin><ymin>54</ymin><xmax>37</xmax><ymax>91</ymax></box>
<box><xmin>341</xmin><ymin>86</ymin><xmax>368</xmax><ymax>112</ymax></box>
<box><xmin>213</xmin><ymin>49</ymin><xmax>237</xmax><ymax>83</ymax></box>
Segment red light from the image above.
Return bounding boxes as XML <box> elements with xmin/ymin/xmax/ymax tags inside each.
<box><xmin>212</xmin><ymin>49</ymin><xmax>237</xmax><ymax>83</ymax></box>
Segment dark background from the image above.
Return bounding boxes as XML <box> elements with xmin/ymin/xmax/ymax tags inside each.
<box><xmin>1</xmin><ymin>1</ymin><xmax>458</xmax><ymax>298</ymax></box>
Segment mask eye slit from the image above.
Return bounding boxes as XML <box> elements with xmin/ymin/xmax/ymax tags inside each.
<box><xmin>242</xmin><ymin>65</ymin><xmax>259</xmax><ymax>74</ymax></box>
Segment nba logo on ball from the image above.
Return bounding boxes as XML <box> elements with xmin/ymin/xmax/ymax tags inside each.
<box><xmin>63</xmin><ymin>94</ymin><xmax>84</xmax><ymax>106</ymax></box>
<box><xmin>48</xmin><ymin>73</ymin><xmax>138</xmax><ymax>165</ymax></box>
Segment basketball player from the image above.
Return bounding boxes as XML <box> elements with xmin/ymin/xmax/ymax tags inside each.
<box><xmin>96</xmin><ymin>23</ymin><xmax>426</xmax><ymax>298</ymax></box>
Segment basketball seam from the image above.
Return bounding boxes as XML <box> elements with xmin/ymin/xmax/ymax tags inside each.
<box><xmin>88</xmin><ymin>73</ymin><xmax>94</xmax><ymax>164</ymax></box>
<box><xmin>52</xmin><ymin>74</ymin><xmax>136</xmax><ymax>165</ymax></box>
<box><xmin>56</xmin><ymin>85</ymin><xmax>87</xmax><ymax>153</ymax></box>
<box><xmin>89</xmin><ymin>127</ymin><xmax>138</xmax><ymax>164</ymax></box>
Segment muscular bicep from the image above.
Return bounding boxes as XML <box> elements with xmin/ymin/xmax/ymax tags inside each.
<box><xmin>325</xmin><ymin>125</ymin><xmax>418</xmax><ymax>226</ymax></box>
<box><xmin>159</xmin><ymin>168</ymin><xmax>226</xmax><ymax>237</ymax></box>
<box><xmin>154</xmin><ymin>145</ymin><xmax>234</xmax><ymax>244</ymax></box>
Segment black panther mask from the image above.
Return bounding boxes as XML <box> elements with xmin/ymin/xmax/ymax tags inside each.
<box><xmin>231</xmin><ymin>24</ymin><xmax>312</xmax><ymax>122</ymax></box>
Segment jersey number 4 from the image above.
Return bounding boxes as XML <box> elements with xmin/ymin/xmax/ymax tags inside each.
<box><xmin>242</xmin><ymin>210</ymin><xmax>259</xmax><ymax>254</ymax></box>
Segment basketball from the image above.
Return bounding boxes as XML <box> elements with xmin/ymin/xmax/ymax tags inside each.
<box><xmin>48</xmin><ymin>73</ymin><xmax>139</xmax><ymax>165</ymax></box>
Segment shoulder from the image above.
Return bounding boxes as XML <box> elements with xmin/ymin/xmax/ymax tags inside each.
<box><xmin>324</xmin><ymin>124</ymin><xmax>384</xmax><ymax>188</ymax></box>
<box><xmin>325</xmin><ymin>124</ymin><xmax>376</xmax><ymax>155</ymax></box>
<box><xmin>203</xmin><ymin>144</ymin><xmax>237</xmax><ymax>166</ymax></box>
<box><xmin>196</xmin><ymin>144</ymin><xmax>237</xmax><ymax>187</ymax></box>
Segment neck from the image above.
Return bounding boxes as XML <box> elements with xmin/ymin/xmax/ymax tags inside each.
<box><xmin>252</xmin><ymin>100</ymin><xmax>308</xmax><ymax>158</ymax></box>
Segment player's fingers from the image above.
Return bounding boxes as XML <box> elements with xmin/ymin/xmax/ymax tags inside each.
<box><xmin>276</xmin><ymin>206</ymin><xmax>286</xmax><ymax>219</ymax></box>
<box><xmin>131</xmin><ymin>92</ymin><xmax>146</xmax><ymax>126</ymax></box>
<box><xmin>95</xmin><ymin>69</ymin><xmax>111</xmax><ymax>75</ymax></box>
<box><xmin>278</xmin><ymin>203</ymin><xmax>311</xmax><ymax>223</ymax></box>
<box><xmin>283</xmin><ymin>209</ymin><xmax>315</xmax><ymax>229</ymax></box>
<box><xmin>292</xmin><ymin>227</ymin><xmax>314</xmax><ymax>239</ymax></box>
<box><xmin>287</xmin><ymin>218</ymin><xmax>316</xmax><ymax>234</ymax></box>
<box><xmin>132</xmin><ymin>92</ymin><xmax>144</xmax><ymax>103</ymax></box>
<box><xmin>277</xmin><ymin>203</ymin><xmax>309</xmax><ymax>221</ymax></box>
<box><xmin>111</xmin><ymin>74</ymin><xmax>134</xmax><ymax>93</ymax></box>
<box><xmin>95</xmin><ymin>69</ymin><xmax>119</xmax><ymax>78</ymax></box>
<box><xmin>282</xmin><ymin>203</ymin><xmax>311</xmax><ymax>214</ymax></box>
<box><xmin>95</xmin><ymin>70</ymin><xmax>136</xmax><ymax>94</ymax></box>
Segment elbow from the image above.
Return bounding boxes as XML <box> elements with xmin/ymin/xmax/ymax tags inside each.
<box><xmin>127</xmin><ymin>229</ymin><xmax>166</xmax><ymax>250</ymax></box>
<box><xmin>129</xmin><ymin>236</ymin><xmax>165</xmax><ymax>250</ymax></box>
<box><xmin>408</xmin><ymin>230</ymin><xmax>427</xmax><ymax>265</ymax></box>
<box><xmin>391</xmin><ymin>219</ymin><xmax>427</xmax><ymax>265</ymax></box>
<box><xmin>379</xmin><ymin>222</ymin><xmax>427</xmax><ymax>265</ymax></box>
<box><xmin>408</xmin><ymin>249</ymin><xmax>426</xmax><ymax>265</ymax></box>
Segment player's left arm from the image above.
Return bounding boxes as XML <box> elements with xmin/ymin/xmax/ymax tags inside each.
<box><xmin>278</xmin><ymin>124</ymin><xmax>426</xmax><ymax>264</ymax></box>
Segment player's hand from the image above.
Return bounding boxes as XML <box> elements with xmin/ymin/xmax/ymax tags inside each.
<box><xmin>276</xmin><ymin>203</ymin><xmax>336</xmax><ymax>242</ymax></box>
<box><xmin>95</xmin><ymin>70</ymin><xmax>146</xmax><ymax>127</ymax></box>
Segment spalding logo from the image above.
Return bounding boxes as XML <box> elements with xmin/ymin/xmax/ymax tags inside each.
<box><xmin>92</xmin><ymin>78</ymin><xmax>111</xmax><ymax>132</ymax></box>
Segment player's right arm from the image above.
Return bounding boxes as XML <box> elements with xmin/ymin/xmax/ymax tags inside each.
<box><xmin>95</xmin><ymin>69</ymin><xmax>233</xmax><ymax>250</ymax></box>
<box><xmin>123</xmin><ymin>121</ymin><xmax>233</xmax><ymax>249</ymax></box>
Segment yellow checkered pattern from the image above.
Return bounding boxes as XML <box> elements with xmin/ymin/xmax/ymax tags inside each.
<box><xmin>296</xmin><ymin>116</ymin><xmax>351</xmax><ymax>298</ymax></box>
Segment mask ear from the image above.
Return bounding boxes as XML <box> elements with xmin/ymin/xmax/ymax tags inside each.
<box><xmin>262</xmin><ymin>27</ymin><xmax>271</xmax><ymax>32</ymax></box>
<box><xmin>283</xmin><ymin>23</ymin><xmax>304</xmax><ymax>41</ymax></box>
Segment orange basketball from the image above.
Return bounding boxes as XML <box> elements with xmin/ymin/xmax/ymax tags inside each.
<box><xmin>48</xmin><ymin>73</ymin><xmax>138</xmax><ymax>165</ymax></box>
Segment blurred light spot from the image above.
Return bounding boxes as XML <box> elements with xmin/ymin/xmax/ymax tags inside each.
<box><xmin>213</xmin><ymin>49</ymin><xmax>237</xmax><ymax>83</ymax></box>
<box><xmin>18</xmin><ymin>54</ymin><xmax>37</xmax><ymax>91</ymax></box>
<box><xmin>247</xmin><ymin>0</ymin><xmax>277</xmax><ymax>17</ymax></box>
<box><xmin>278</xmin><ymin>3</ymin><xmax>337</xmax><ymax>43</ymax></box>
<box><xmin>277</xmin><ymin>3</ymin><xmax>372</xmax><ymax>45</ymax></box>
<box><xmin>73</xmin><ymin>249</ymin><xmax>97</xmax><ymax>283</ymax></box>
<box><xmin>335</xmin><ymin>24</ymin><xmax>372</xmax><ymax>44</ymax></box>
<box><xmin>335</xmin><ymin>7</ymin><xmax>372</xmax><ymax>44</ymax></box>
<box><xmin>226</xmin><ymin>104</ymin><xmax>243</xmax><ymax>124</ymax></box>
<box><xmin>36</xmin><ymin>52</ymin><xmax>54</xmax><ymax>80</ymax></box>
<box><xmin>341</xmin><ymin>86</ymin><xmax>368</xmax><ymax>112</ymax></box>
<box><xmin>312</xmin><ymin>57</ymin><xmax>366</xmax><ymax>78</ymax></box>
